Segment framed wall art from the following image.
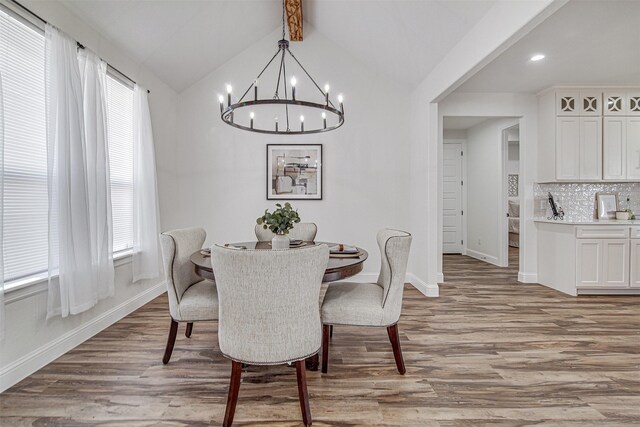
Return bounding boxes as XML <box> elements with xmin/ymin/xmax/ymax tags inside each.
<box><xmin>267</xmin><ymin>144</ymin><xmax>322</xmax><ymax>200</ymax></box>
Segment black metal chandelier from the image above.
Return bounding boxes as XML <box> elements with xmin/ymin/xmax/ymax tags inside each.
<box><xmin>218</xmin><ymin>1</ymin><xmax>344</xmax><ymax>135</ymax></box>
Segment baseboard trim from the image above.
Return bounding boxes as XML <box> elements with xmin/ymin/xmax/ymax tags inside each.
<box><xmin>518</xmin><ymin>272</ymin><xmax>538</xmax><ymax>283</ymax></box>
<box><xmin>466</xmin><ymin>249</ymin><xmax>500</xmax><ymax>266</ymax></box>
<box><xmin>339</xmin><ymin>272</ymin><xmax>439</xmax><ymax>297</ymax></box>
<box><xmin>436</xmin><ymin>272</ymin><xmax>444</xmax><ymax>284</ymax></box>
<box><xmin>406</xmin><ymin>273</ymin><xmax>439</xmax><ymax>297</ymax></box>
<box><xmin>0</xmin><ymin>282</ymin><xmax>166</xmax><ymax>393</ymax></box>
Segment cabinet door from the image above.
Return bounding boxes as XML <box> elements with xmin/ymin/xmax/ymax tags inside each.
<box><xmin>604</xmin><ymin>92</ymin><xmax>626</xmax><ymax>116</ymax></box>
<box><xmin>557</xmin><ymin>91</ymin><xmax>579</xmax><ymax>116</ymax></box>
<box><xmin>576</xmin><ymin>239</ymin><xmax>602</xmax><ymax>287</ymax></box>
<box><xmin>630</xmin><ymin>239</ymin><xmax>640</xmax><ymax>287</ymax></box>
<box><xmin>580</xmin><ymin>92</ymin><xmax>602</xmax><ymax>116</ymax></box>
<box><xmin>627</xmin><ymin>91</ymin><xmax>640</xmax><ymax>116</ymax></box>
<box><xmin>579</xmin><ymin>117</ymin><xmax>602</xmax><ymax>180</ymax></box>
<box><xmin>602</xmin><ymin>239</ymin><xmax>629</xmax><ymax>287</ymax></box>
<box><xmin>627</xmin><ymin>118</ymin><xmax>640</xmax><ymax>179</ymax></box>
<box><xmin>603</xmin><ymin>117</ymin><xmax>627</xmax><ymax>180</ymax></box>
<box><xmin>556</xmin><ymin>117</ymin><xmax>580</xmax><ymax>180</ymax></box>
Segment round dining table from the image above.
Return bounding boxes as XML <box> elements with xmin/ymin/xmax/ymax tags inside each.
<box><xmin>190</xmin><ymin>241</ymin><xmax>369</xmax><ymax>283</ymax></box>
<box><xmin>190</xmin><ymin>241</ymin><xmax>368</xmax><ymax>371</ymax></box>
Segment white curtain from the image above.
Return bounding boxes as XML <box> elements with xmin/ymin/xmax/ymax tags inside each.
<box><xmin>79</xmin><ymin>50</ymin><xmax>114</xmax><ymax>300</ymax></box>
<box><xmin>0</xmin><ymin>72</ymin><xmax>5</xmax><ymax>341</ymax></box>
<box><xmin>132</xmin><ymin>85</ymin><xmax>161</xmax><ymax>282</ymax></box>
<box><xmin>46</xmin><ymin>25</ymin><xmax>114</xmax><ymax>317</ymax></box>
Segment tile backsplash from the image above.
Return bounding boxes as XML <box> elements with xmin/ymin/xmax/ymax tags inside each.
<box><xmin>534</xmin><ymin>183</ymin><xmax>640</xmax><ymax>221</ymax></box>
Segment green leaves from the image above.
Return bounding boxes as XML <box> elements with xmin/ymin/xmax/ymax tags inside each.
<box><xmin>256</xmin><ymin>202</ymin><xmax>301</xmax><ymax>235</ymax></box>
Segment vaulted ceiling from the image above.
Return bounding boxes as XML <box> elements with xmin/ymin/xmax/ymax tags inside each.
<box><xmin>54</xmin><ymin>0</ymin><xmax>496</xmax><ymax>92</ymax></box>
<box><xmin>456</xmin><ymin>0</ymin><xmax>640</xmax><ymax>93</ymax></box>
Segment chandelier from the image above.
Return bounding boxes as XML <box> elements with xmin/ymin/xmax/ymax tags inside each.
<box><xmin>218</xmin><ymin>1</ymin><xmax>344</xmax><ymax>135</ymax></box>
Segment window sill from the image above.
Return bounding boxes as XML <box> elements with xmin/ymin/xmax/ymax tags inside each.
<box><xmin>4</xmin><ymin>249</ymin><xmax>134</xmax><ymax>303</ymax></box>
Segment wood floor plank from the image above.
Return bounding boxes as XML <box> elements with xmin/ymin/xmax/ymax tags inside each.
<box><xmin>1</xmin><ymin>248</ymin><xmax>639</xmax><ymax>425</ymax></box>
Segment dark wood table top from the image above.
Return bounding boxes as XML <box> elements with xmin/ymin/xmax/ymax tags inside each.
<box><xmin>190</xmin><ymin>241</ymin><xmax>368</xmax><ymax>283</ymax></box>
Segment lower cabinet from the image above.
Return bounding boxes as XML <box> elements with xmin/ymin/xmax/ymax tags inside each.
<box><xmin>630</xmin><ymin>239</ymin><xmax>640</xmax><ymax>287</ymax></box>
<box><xmin>576</xmin><ymin>238</ymin><xmax>629</xmax><ymax>288</ymax></box>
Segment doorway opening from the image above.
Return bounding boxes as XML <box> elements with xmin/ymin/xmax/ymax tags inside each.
<box><xmin>441</xmin><ymin>117</ymin><xmax>521</xmax><ymax>278</ymax></box>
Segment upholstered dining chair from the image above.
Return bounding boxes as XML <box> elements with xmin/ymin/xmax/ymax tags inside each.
<box><xmin>159</xmin><ymin>227</ymin><xmax>218</xmax><ymax>364</ymax></box>
<box><xmin>320</xmin><ymin>229</ymin><xmax>412</xmax><ymax>375</ymax></box>
<box><xmin>254</xmin><ymin>222</ymin><xmax>318</xmax><ymax>242</ymax></box>
<box><xmin>211</xmin><ymin>243</ymin><xmax>329</xmax><ymax>427</ymax></box>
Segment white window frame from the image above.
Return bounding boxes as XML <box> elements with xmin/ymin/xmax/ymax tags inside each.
<box><xmin>1</xmin><ymin>4</ymin><xmax>136</xmax><ymax>295</ymax></box>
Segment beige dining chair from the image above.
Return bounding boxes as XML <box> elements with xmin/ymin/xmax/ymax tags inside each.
<box><xmin>159</xmin><ymin>227</ymin><xmax>218</xmax><ymax>364</ymax></box>
<box><xmin>254</xmin><ymin>222</ymin><xmax>318</xmax><ymax>242</ymax></box>
<box><xmin>320</xmin><ymin>229</ymin><xmax>412</xmax><ymax>375</ymax></box>
<box><xmin>211</xmin><ymin>243</ymin><xmax>329</xmax><ymax>427</ymax></box>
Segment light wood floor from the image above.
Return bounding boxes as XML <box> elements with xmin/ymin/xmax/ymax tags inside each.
<box><xmin>2</xmin><ymin>249</ymin><xmax>640</xmax><ymax>426</ymax></box>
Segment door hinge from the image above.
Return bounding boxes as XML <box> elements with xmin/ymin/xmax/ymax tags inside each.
<box><xmin>461</xmin><ymin>180</ymin><xmax>463</xmax><ymax>186</ymax></box>
<box><xmin>461</xmin><ymin>210</ymin><xmax>464</xmax><ymax>215</ymax></box>
<box><xmin>461</xmin><ymin>151</ymin><xmax>463</xmax><ymax>156</ymax></box>
<box><xmin>461</xmin><ymin>239</ymin><xmax>464</xmax><ymax>244</ymax></box>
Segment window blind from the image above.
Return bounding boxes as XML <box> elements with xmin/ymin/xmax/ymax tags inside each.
<box><xmin>106</xmin><ymin>76</ymin><xmax>134</xmax><ymax>253</ymax></box>
<box><xmin>0</xmin><ymin>9</ymin><xmax>48</xmax><ymax>282</ymax></box>
<box><xmin>0</xmin><ymin>7</ymin><xmax>136</xmax><ymax>283</ymax></box>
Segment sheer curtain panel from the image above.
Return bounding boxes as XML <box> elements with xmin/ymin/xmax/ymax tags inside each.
<box><xmin>0</xmin><ymin>72</ymin><xmax>5</xmax><ymax>341</ymax></box>
<box><xmin>132</xmin><ymin>86</ymin><xmax>161</xmax><ymax>282</ymax></box>
<box><xmin>45</xmin><ymin>24</ymin><xmax>94</xmax><ymax>318</ymax></box>
<box><xmin>79</xmin><ymin>50</ymin><xmax>114</xmax><ymax>300</ymax></box>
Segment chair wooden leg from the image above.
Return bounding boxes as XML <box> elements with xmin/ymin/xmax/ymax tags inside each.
<box><xmin>223</xmin><ymin>361</ymin><xmax>243</xmax><ymax>427</ymax></box>
<box><xmin>305</xmin><ymin>353</ymin><xmax>319</xmax><ymax>371</ymax></box>
<box><xmin>387</xmin><ymin>323</ymin><xmax>406</xmax><ymax>375</ymax></box>
<box><xmin>162</xmin><ymin>319</ymin><xmax>179</xmax><ymax>365</ymax></box>
<box><xmin>295</xmin><ymin>360</ymin><xmax>312</xmax><ymax>426</ymax></box>
<box><xmin>185</xmin><ymin>322</ymin><xmax>193</xmax><ymax>338</ymax></box>
<box><xmin>329</xmin><ymin>325</ymin><xmax>333</xmax><ymax>338</ymax></box>
<box><xmin>322</xmin><ymin>325</ymin><xmax>330</xmax><ymax>373</ymax></box>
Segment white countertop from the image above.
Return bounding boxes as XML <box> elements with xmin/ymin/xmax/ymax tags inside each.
<box><xmin>534</xmin><ymin>218</ymin><xmax>640</xmax><ymax>225</ymax></box>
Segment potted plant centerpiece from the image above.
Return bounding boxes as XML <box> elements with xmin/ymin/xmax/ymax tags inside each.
<box><xmin>257</xmin><ymin>202</ymin><xmax>301</xmax><ymax>250</ymax></box>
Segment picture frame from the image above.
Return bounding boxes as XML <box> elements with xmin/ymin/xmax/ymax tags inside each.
<box><xmin>596</xmin><ymin>192</ymin><xmax>618</xmax><ymax>219</ymax></box>
<box><xmin>267</xmin><ymin>144</ymin><xmax>322</xmax><ymax>200</ymax></box>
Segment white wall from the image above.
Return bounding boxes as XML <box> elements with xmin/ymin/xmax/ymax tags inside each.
<box><xmin>407</xmin><ymin>0</ymin><xmax>559</xmax><ymax>290</ymax></box>
<box><xmin>175</xmin><ymin>26</ymin><xmax>412</xmax><ymax>277</ymax></box>
<box><xmin>439</xmin><ymin>93</ymin><xmax>538</xmax><ymax>282</ymax></box>
<box><xmin>1</xmin><ymin>0</ymin><xmax>179</xmax><ymax>392</ymax></box>
<box><xmin>464</xmin><ymin>118</ymin><xmax>519</xmax><ymax>264</ymax></box>
<box><xmin>508</xmin><ymin>140</ymin><xmax>520</xmax><ymax>175</ymax></box>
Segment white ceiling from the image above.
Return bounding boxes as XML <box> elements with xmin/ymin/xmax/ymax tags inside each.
<box><xmin>456</xmin><ymin>0</ymin><xmax>640</xmax><ymax>93</ymax></box>
<box><xmin>59</xmin><ymin>0</ymin><xmax>282</xmax><ymax>92</ymax></box>
<box><xmin>442</xmin><ymin>116</ymin><xmax>490</xmax><ymax>130</ymax></box>
<box><xmin>304</xmin><ymin>0</ymin><xmax>496</xmax><ymax>88</ymax></box>
<box><xmin>54</xmin><ymin>0</ymin><xmax>496</xmax><ymax>92</ymax></box>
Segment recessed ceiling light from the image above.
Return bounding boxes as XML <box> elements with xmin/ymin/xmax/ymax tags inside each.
<box><xmin>530</xmin><ymin>54</ymin><xmax>545</xmax><ymax>62</ymax></box>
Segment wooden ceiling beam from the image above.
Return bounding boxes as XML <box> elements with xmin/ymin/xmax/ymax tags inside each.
<box><xmin>285</xmin><ymin>0</ymin><xmax>303</xmax><ymax>41</ymax></box>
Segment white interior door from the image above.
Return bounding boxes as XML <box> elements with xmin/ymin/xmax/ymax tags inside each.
<box><xmin>443</xmin><ymin>142</ymin><xmax>463</xmax><ymax>253</ymax></box>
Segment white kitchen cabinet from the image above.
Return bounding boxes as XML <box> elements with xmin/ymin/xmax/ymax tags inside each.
<box><xmin>627</xmin><ymin>117</ymin><xmax>640</xmax><ymax>179</ymax></box>
<box><xmin>602</xmin><ymin>239</ymin><xmax>629</xmax><ymax>287</ymax></box>
<box><xmin>604</xmin><ymin>92</ymin><xmax>626</xmax><ymax>116</ymax></box>
<box><xmin>630</xmin><ymin>239</ymin><xmax>640</xmax><ymax>287</ymax></box>
<box><xmin>579</xmin><ymin>117</ymin><xmax>602</xmax><ymax>179</ymax></box>
<box><xmin>556</xmin><ymin>117</ymin><xmax>580</xmax><ymax>180</ymax></box>
<box><xmin>555</xmin><ymin>117</ymin><xmax>602</xmax><ymax>180</ymax></box>
<box><xmin>576</xmin><ymin>239</ymin><xmax>603</xmax><ymax>287</ymax></box>
<box><xmin>557</xmin><ymin>91</ymin><xmax>579</xmax><ymax>116</ymax></box>
<box><xmin>603</xmin><ymin>117</ymin><xmax>627</xmax><ymax>180</ymax></box>
<box><xmin>628</xmin><ymin>91</ymin><xmax>640</xmax><ymax>116</ymax></box>
<box><xmin>580</xmin><ymin>92</ymin><xmax>602</xmax><ymax>116</ymax></box>
<box><xmin>575</xmin><ymin>238</ymin><xmax>628</xmax><ymax>289</ymax></box>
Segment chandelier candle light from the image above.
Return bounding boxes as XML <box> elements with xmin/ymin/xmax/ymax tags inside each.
<box><xmin>218</xmin><ymin>0</ymin><xmax>345</xmax><ymax>135</ymax></box>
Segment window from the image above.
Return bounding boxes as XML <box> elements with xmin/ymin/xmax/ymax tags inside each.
<box><xmin>0</xmin><ymin>8</ymin><xmax>135</xmax><ymax>284</ymax></box>
<box><xmin>0</xmin><ymin>9</ymin><xmax>48</xmax><ymax>282</ymax></box>
<box><xmin>106</xmin><ymin>76</ymin><xmax>134</xmax><ymax>253</ymax></box>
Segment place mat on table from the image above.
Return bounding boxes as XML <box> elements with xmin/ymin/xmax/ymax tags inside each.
<box><xmin>329</xmin><ymin>250</ymin><xmax>363</xmax><ymax>259</ymax></box>
<box><xmin>268</xmin><ymin>240</ymin><xmax>307</xmax><ymax>248</ymax></box>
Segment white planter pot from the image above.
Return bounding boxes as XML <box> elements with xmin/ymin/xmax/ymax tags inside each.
<box><xmin>272</xmin><ymin>234</ymin><xmax>290</xmax><ymax>250</ymax></box>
